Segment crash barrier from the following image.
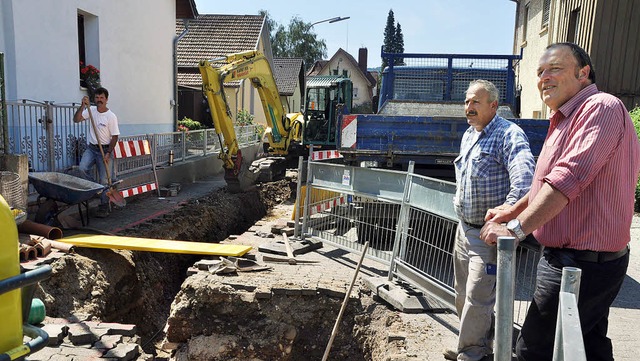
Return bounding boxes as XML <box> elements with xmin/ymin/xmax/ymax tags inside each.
<box><xmin>113</xmin><ymin>139</ymin><xmax>159</xmax><ymax>198</ymax></box>
<box><xmin>4</xmin><ymin>99</ymin><xmax>261</xmax><ymax>174</ymax></box>
<box><xmin>300</xmin><ymin>160</ymin><xmax>542</xmax><ymax>327</ymax></box>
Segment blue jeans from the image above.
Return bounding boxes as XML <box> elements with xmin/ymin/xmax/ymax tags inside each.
<box><xmin>516</xmin><ymin>247</ymin><xmax>629</xmax><ymax>361</ymax></box>
<box><xmin>79</xmin><ymin>145</ymin><xmax>113</xmax><ymax>205</ymax></box>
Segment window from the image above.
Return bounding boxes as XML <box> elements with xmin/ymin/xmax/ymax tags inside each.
<box><xmin>353</xmin><ymin>87</ymin><xmax>358</xmax><ymax>99</ymax></box>
<box><xmin>523</xmin><ymin>4</ymin><xmax>530</xmax><ymax>42</ymax></box>
<box><xmin>542</xmin><ymin>0</ymin><xmax>551</xmax><ymax>28</ymax></box>
<box><xmin>78</xmin><ymin>10</ymin><xmax>100</xmax><ymax>86</ymax></box>
<box><xmin>342</xmin><ymin>70</ymin><xmax>348</xmax><ymax>77</ymax></box>
<box><xmin>567</xmin><ymin>8</ymin><xmax>580</xmax><ymax>42</ymax></box>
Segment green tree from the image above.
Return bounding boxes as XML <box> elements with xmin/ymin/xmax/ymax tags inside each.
<box><xmin>393</xmin><ymin>23</ymin><xmax>405</xmax><ymax>65</ymax></box>
<box><xmin>261</xmin><ymin>11</ymin><xmax>327</xmax><ymax>70</ymax></box>
<box><xmin>382</xmin><ymin>9</ymin><xmax>396</xmax><ymax>70</ymax></box>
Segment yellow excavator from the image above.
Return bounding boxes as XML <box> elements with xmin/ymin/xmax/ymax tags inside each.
<box><xmin>199</xmin><ymin>50</ymin><xmax>305</xmax><ymax>192</ymax></box>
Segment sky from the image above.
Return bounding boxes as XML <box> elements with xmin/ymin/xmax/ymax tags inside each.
<box><xmin>194</xmin><ymin>0</ymin><xmax>518</xmax><ymax>69</ymax></box>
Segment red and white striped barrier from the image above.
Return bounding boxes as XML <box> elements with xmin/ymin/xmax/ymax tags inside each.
<box><xmin>113</xmin><ymin>139</ymin><xmax>152</xmax><ymax>158</ymax></box>
<box><xmin>120</xmin><ymin>183</ymin><xmax>158</xmax><ymax>198</ymax></box>
<box><xmin>113</xmin><ymin>139</ymin><xmax>159</xmax><ymax>198</ymax></box>
<box><xmin>310</xmin><ymin>150</ymin><xmax>343</xmax><ymax>161</ymax></box>
<box><xmin>310</xmin><ymin>196</ymin><xmax>346</xmax><ymax>215</ymax></box>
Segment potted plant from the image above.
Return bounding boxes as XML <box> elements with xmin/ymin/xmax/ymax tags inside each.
<box><xmin>79</xmin><ymin>62</ymin><xmax>101</xmax><ymax>100</ymax></box>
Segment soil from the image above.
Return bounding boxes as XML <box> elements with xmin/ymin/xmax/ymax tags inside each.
<box><xmin>33</xmin><ymin>177</ymin><xmax>459</xmax><ymax>360</ymax></box>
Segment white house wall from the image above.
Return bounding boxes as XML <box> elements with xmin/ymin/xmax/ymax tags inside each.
<box><xmin>0</xmin><ymin>0</ymin><xmax>177</xmax><ymax>136</ymax></box>
<box><xmin>514</xmin><ymin>0</ymin><xmax>552</xmax><ymax>119</ymax></box>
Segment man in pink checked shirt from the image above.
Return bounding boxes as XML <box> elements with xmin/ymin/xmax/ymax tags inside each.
<box><xmin>480</xmin><ymin>42</ymin><xmax>640</xmax><ymax>360</ymax></box>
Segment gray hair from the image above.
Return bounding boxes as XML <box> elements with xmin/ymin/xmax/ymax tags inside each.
<box><xmin>467</xmin><ymin>80</ymin><xmax>499</xmax><ymax>103</ymax></box>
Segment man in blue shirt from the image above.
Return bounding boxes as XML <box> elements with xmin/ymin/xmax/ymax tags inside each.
<box><xmin>445</xmin><ymin>80</ymin><xmax>535</xmax><ymax>361</ymax></box>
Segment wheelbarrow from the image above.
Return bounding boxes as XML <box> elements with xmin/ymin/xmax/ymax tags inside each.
<box><xmin>28</xmin><ymin>172</ymin><xmax>107</xmax><ymax>226</ymax></box>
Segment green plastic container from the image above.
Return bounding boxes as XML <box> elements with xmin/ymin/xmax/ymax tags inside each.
<box><xmin>27</xmin><ymin>298</ymin><xmax>46</xmax><ymax>325</ymax></box>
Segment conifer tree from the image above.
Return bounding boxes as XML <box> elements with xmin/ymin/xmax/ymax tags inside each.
<box><xmin>382</xmin><ymin>9</ymin><xmax>396</xmax><ymax>70</ymax></box>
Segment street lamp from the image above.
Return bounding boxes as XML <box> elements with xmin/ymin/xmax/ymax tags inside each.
<box><xmin>309</xmin><ymin>16</ymin><xmax>350</xmax><ymax>28</ymax></box>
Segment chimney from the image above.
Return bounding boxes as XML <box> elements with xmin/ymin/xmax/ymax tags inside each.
<box><xmin>358</xmin><ymin>48</ymin><xmax>368</xmax><ymax>73</ymax></box>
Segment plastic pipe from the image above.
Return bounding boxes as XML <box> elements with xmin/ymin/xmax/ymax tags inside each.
<box><xmin>17</xmin><ymin>219</ymin><xmax>62</xmax><ymax>240</ymax></box>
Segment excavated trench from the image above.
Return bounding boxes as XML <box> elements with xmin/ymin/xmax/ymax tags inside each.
<box><xmin>34</xmin><ymin>179</ymin><xmax>375</xmax><ymax>360</ymax></box>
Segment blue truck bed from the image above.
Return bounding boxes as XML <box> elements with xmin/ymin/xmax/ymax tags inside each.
<box><xmin>337</xmin><ymin>113</ymin><xmax>548</xmax><ymax>178</ymax></box>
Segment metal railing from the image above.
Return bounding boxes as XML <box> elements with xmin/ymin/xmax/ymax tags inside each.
<box><xmin>299</xmin><ymin>159</ymin><xmax>541</xmax><ymax>327</ymax></box>
<box><xmin>4</xmin><ymin>99</ymin><xmax>261</xmax><ymax>176</ymax></box>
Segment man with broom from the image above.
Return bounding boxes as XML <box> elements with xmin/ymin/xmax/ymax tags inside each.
<box><xmin>73</xmin><ymin>87</ymin><xmax>120</xmax><ymax>218</ymax></box>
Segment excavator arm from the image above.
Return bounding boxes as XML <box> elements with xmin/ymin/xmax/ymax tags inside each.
<box><xmin>198</xmin><ymin>50</ymin><xmax>304</xmax><ymax>191</ymax></box>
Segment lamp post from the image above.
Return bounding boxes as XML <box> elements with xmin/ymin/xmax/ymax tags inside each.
<box><xmin>309</xmin><ymin>16</ymin><xmax>350</xmax><ymax>28</ymax></box>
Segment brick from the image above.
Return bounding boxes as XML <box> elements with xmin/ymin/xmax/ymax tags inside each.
<box><xmin>103</xmin><ymin>343</ymin><xmax>140</xmax><ymax>361</ymax></box>
<box><xmin>41</xmin><ymin>323</ymin><xmax>69</xmax><ymax>345</ymax></box>
<box><xmin>99</xmin><ymin>322</ymin><xmax>137</xmax><ymax>337</ymax></box>
<box><xmin>94</xmin><ymin>334</ymin><xmax>123</xmax><ymax>350</ymax></box>
<box><xmin>67</xmin><ymin>323</ymin><xmax>97</xmax><ymax>345</ymax></box>
<box><xmin>59</xmin><ymin>344</ymin><xmax>103</xmax><ymax>358</ymax></box>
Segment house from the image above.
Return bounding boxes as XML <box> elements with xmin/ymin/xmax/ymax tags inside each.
<box><xmin>307</xmin><ymin>48</ymin><xmax>377</xmax><ymax>113</ymax></box>
<box><xmin>512</xmin><ymin>0</ymin><xmax>640</xmax><ymax>118</ymax></box>
<box><xmin>0</xmin><ymin>0</ymin><xmax>197</xmax><ymax>135</ymax></box>
<box><xmin>176</xmin><ymin>14</ymin><xmax>305</xmax><ymax>128</ymax></box>
<box><xmin>272</xmin><ymin>58</ymin><xmax>305</xmax><ymax>114</ymax></box>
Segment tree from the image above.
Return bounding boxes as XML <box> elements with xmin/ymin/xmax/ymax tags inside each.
<box><xmin>261</xmin><ymin>10</ymin><xmax>327</xmax><ymax>70</ymax></box>
<box><xmin>381</xmin><ymin>9</ymin><xmax>406</xmax><ymax>69</ymax></box>
<box><xmin>393</xmin><ymin>23</ymin><xmax>405</xmax><ymax>65</ymax></box>
<box><xmin>382</xmin><ymin>9</ymin><xmax>396</xmax><ymax>70</ymax></box>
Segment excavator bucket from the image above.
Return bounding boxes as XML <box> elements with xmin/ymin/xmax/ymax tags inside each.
<box><xmin>225</xmin><ymin>161</ymin><xmax>259</xmax><ymax>193</ymax></box>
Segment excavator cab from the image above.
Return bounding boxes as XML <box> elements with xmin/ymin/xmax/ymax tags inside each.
<box><xmin>304</xmin><ymin>76</ymin><xmax>353</xmax><ymax>149</ymax></box>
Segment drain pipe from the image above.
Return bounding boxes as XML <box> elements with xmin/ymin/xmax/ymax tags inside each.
<box><xmin>173</xmin><ymin>19</ymin><xmax>190</xmax><ymax>129</ymax></box>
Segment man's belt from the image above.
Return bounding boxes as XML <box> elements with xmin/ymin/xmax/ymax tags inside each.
<box><xmin>545</xmin><ymin>245</ymin><xmax>629</xmax><ymax>264</ymax></box>
<box><xmin>571</xmin><ymin>246</ymin><xmax>629</xmax><ymax>263</ymax></box>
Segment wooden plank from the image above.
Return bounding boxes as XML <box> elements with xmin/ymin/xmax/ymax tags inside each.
<box><xmin>59</xmin><ymin>234</ymin><xmax>252</xmax><ymax>257</ymax></box>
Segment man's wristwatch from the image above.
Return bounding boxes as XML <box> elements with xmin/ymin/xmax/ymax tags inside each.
<box><xmin>506</xmin><ymin>219</ymin><xmax>526</xmax><ymax>241</ymax></box>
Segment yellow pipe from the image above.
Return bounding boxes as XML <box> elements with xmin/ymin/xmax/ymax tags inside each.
<box><xmin>0</xmin><ymin>195</ymin><xmax>23</xmax><ymax>353</ymax></box>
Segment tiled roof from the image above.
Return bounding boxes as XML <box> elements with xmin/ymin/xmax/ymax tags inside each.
<box><xmin>176</xmin><ymin>14</ymin><xmax>265</xmax><ymax>68</ymax></box>
<box><xmin>273</xmin><ymin>58</ymin><xmax>303</xmax><ymax>96</ymax></box>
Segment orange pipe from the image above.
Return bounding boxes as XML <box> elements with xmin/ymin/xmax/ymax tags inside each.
<box><xmin>18</xmin><ymin>219</ymin><xmax>63</xmax><ymax>240</ymax></box>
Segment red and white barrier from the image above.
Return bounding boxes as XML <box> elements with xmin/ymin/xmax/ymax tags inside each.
<box><xmin>310</xmin><ymin>150</ymin><xmax>342</xmax><ymax>161</ymax></box>
<box><xmin>113</xmin><ymin>139</ymin><xmax>151</xmax><ymax>158</ymax></box>
<box><xmin>120</xmin><ymin>183</ymin><xmax>158</xmax><ymax>198</ymax></box>
<box><xmin>113</xmin><ymin>139</ymin><xmax>159</xmax><ymax>198</ymax></box>
<box><xmin>310</xmin><ymin>195</ymin><xmax>347</xmax><ymax>215</ymax></box>
<box><xmin>340</xmin><ymin>115</ymin><xmax>358</xmax><ymax>149</ymax></box>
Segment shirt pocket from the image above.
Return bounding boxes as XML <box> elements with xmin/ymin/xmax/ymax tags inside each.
<box><xmin>470</xmin><ymin>151</ymin><xmax>500</xmax><ymax>179</ymax></box>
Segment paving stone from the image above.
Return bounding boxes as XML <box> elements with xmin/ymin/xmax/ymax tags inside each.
<box><xmin>67</xmin><ymin>323</ymin><xmax>97</xmax><ymax>345</ymax></box>
<box><xmin>100</xmin><ymin>322</ymin><xmax>137</xmax><ymax>337</ymax></box>
<box><xmin>103</xmin><ymin>343</ymin><xmax>140</xmax><ymax>361</ymax></box>
<box><xmin>41</xmin><ymin>323</ymin><xmax>69</xmax><ymax>345</ymax></box>
<box><xmin>59</xmin><ymin>344</ymin><xmax>103</xmax><ymax>358</ymax></box>
<box><xmin>94</xmin><ymin>334</ymin><xmax>123</xmax><ymax>350</ymax></box>
<box><xmin>26</xmin><ymin>345</ymin><xmax>62</xmax><ymax>361</ymax></box>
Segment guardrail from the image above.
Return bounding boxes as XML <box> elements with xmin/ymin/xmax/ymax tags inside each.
<box><xmin>4</xmin><ymin>100</ymin><xmax>261</xmax><ymax>176</ymax></box>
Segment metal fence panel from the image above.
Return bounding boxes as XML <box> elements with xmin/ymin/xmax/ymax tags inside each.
<box><xmin>303</xmin><ymin>160</ymin><xmax>542</xmax><ymax>326</ymax></box>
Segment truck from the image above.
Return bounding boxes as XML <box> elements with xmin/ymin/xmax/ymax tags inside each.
<box><xmin>199</xmin><ymin>51</ymin><xmax>354</xmax><ymax>191</ymax></box>
<box><xmin>330</xmin><ymin>49</ymin><xmax>549</xmax><ymax>246</ymax></box>
<box><xmin>336</xmin><ymin>49</ymin><xmax>549</xmax><ymax>180</ymax></box>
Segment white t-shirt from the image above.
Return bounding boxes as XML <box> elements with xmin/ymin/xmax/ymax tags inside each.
<box><xmin>82</xmin><ymin>106</ymin><xmax>120</xmax><ymax>145</ymax></box>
